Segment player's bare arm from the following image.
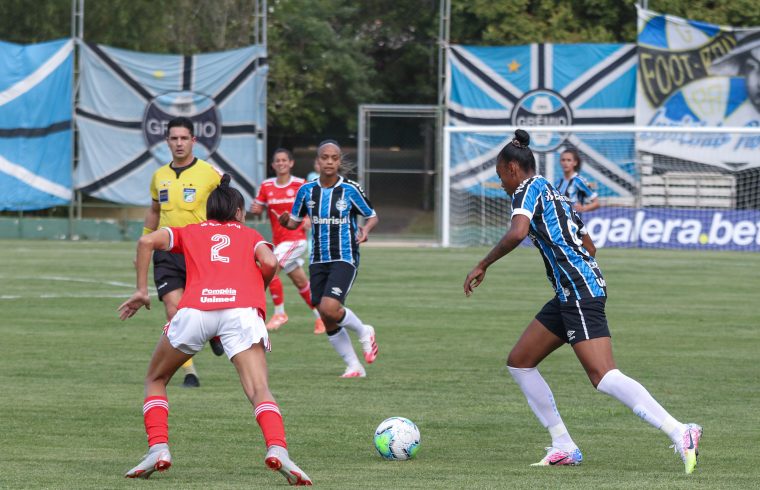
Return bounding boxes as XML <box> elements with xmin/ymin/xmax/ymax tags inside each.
<box><xmin>250</xmin><ymin>202</ymin><xmax>265</xmax><ymax>215</ymax></box>
<box><xmin>582</xmin><ymin>232</ymin><xmax>596</xmax><ymax>257</ymax></box>
<box><xmin>464</xmin><ymin>214</ymin><xmax>530</xmax><ymax>296</ymax></box>
<box><xmin>255</xmin><ymin>242</ymin><xmax>278</xmax><ymax>289</ymax></box>
<box><xmin>118</xmin><ymin>229</ymin><xmax>171</xmax><ymax>320</ymax></box>
<box><xmin>356</xmin><ymin>215</ymin><xmax>379</xmax><ymax>243</ymax></box>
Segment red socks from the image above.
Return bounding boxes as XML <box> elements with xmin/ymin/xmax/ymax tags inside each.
<box><xmin>269</xmin><ymin>276</ymin><xmax>284</xmax><ymax>306</ymax></box>
<box><xmin>143</xmin><ymin>396</ymin><xmax>169</xmax><ymax>446</ymax></box>
<box><xmin>298</xmin><ymin>282</ymin><xmax>312</xmax><ymax>306</ymax></box>
<box><xmin>255</xmin><ymin>401</ymin><xmax>287</xmax><ymax>448</ymax></box>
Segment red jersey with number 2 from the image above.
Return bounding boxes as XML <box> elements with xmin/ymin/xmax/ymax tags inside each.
<box><xmin>254</xmin><ymin>177</ymin><xmax>307</xmax><ymax>245</ymax></box>
<box><xmin>168</xmin><ymin>221</ymin><xmax>271</xmax><ymax>315</ymax></box>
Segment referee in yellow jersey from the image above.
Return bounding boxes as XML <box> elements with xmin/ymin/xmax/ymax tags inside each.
<box><xmin>142</xmin><ymin>116</ymin><xmax>223</xmax><ymax>387</ymax></box>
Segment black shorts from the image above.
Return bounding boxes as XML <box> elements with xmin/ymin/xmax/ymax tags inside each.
<box><xmin>153</xmin><ymin>250</ymin><xmax>186</xmax><ymax>301</ymax></box>
<box><xmin>309</xmin><ymin>261</ymin><xmax>357</xmax><ymax>306</ymax></box>
<box><xmin>535</xmin><ymin>296</ymin><xmax>610</xmax><ymax>345</ymax></box>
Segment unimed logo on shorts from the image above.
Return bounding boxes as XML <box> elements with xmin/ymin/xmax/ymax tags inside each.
<box><xmin>585</xmin><ymin>209</ymin><xmax>760</xmax><ymax>251</ymax></box>
<box><xmin>143</xmin><ymin>91</ymin><xmax>221</xmax><ymax>158</ymax></box>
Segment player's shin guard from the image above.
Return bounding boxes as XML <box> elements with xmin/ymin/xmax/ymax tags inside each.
<box><xmin>596</xmin><ymin>368</ymin><xmax>685</xmax><ymax>440</ymax></box>
<box><xmin>143</xmin><ymin>396</ymin><xmax>169</xmax><ymax>446</ymax></box>
<box><xmin>298</xmin><ymin>282</ymin><xmax>312</xmax><ymax>307</ymax></box>
<box><xmin>255</xmin><ymin>401</ymin><xmax>287</xmax><ymax>449</ymax></box>
<box><xmin>269</xmin><ymin>276</ymin><xmax>285</xmax><ymax>307</ymax></box>
<box><xmin>338</xmin><ymin>307</ymin><xmax>369</xmax><ymax>337</ymax></box>
<box><xmin>508</xmin><ymin>366</ymin><xmax>577</xmax><ymax>450</ymax></box>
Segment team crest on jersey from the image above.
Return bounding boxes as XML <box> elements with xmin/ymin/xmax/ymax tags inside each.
<box><xmin>335</xmin><ymin>198</ymin><xmax>348</xmax><ymax>211</ymax></box>
<box><xmin>184</xmin><ymin>188</ymin><xmax>196</xmax><ymax>202</ymax></box>
<box><xmin>306</xmin><ymin>200</ymin><xmax>316</xmax><ymax>209</ymax></box>
<box><xmin>286</xmin><ymin>188</ymin><xmax>294</xmax><ymax>196</ymax></box>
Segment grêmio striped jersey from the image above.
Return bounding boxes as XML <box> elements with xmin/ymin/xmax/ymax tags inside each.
<box><xmin>554</xmin><ymin>173</ymin><xmax>598</xmax><ymax>207</ymax></box>
<box><xmin>511</xmin><ymin>175</ymin><xmax>606</xmax><ymax>302</ymax></box>
<box><xmin>290</xmin><ymin>176</ymin><xmax>376</xmax><ymax>266</ymax></box>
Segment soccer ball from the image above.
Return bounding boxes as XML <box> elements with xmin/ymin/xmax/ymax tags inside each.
<box><xmin>373</xmin><ymin>417</ymin><xmax>421</xmax><ymax>461</ymax></box>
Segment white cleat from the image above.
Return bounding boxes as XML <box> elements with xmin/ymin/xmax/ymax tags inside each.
<box><xmin>359</xmin><ymin>325</ymin><xmax>378</xmax><ymax>364</ymax></box>
<box><xmin>340</xmin><ymin>365</ymin><xmax>366</xmax><ymax>378</ymax></box>
<box><xmin>265</xmin><ymin>445</ymin><xmax>312</xmax><ymax>486</ymax></box>
<box><xmin>125</xmin><ymin>443</ymin><xmax>172</xmax><ymax>479</ymax></box>
<box><xmin>671</xmin><ymin>423</ymin><xmax>703</xmax><ymax>474</ymax></box>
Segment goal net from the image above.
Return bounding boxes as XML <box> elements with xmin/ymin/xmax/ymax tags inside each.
<box><xmin>442</xmin><ymin>125</ymin><xmax>760</xmax><ymax>251</ymax></box>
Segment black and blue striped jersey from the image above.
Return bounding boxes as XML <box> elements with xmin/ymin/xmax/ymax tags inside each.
<box><xmin>511</xmin><ymin>175</ymin><xmax>606</xmax><ymax>302</ymax></box>
<box><xmin>554</xmin><ymin>173</ymin><xmax>598</xmax><ymax>206</ymax></box>
<box><xmin>291</xmin><ymin>176</ymin><xmax>376</xmax><ymax>266</ymax></box>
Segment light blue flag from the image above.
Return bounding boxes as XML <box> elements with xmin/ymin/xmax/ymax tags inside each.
<box><xmin>75</xmin><ymin>42</ymin><xmax>267</xmax><ymax>205</ymax></box>
<box><xmin>447</xmin><ymin>43</ymin><xmax>637</xmax><ymax>199</ymax></box>
<box><xmin>0</xmin><ymin>39</ymin><xmax>73</xmax><ymax>211</ymax></box>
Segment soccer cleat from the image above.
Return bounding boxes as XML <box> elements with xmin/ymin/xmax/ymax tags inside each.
<box><xmin>265</xmin><ymin>445</ymin><xmax>312</xmax><ymax>486</ymax></box>
<box><xmin>340</xmin><ymin>365</ymin><xmax>366</xmax><ymax>378</ymax></box>
<box><xmin>182</xmin><ymin>373</ymin><xmax>200</xmax><ymax>388</ymax></box>
<box><xmin>210</xmin><ymin>336</ymin><xmax>225</xmax><ymax>356</ymax></box>
<box><xmin>125</xmin><ymin>443</ymin><xmax>172</xmax><ymax>479</ymax></box>
<box><xmin>266</xmin><ymin>313</ymin><xmax>289</xmax><ymax>331</ymax></box>
<box><xmin>359</xmin><ymin>325</ymin><xmax>378</xmax><ymax>364</ymax></box>
<box><xmin>530</xmin><ymin>447</ymin><xmax>583</xmax><ymax>466</ymax></box>
<box><xmin>671</xmin><ymin>423</ymin><xmax>702</xmax><ymax>474</ymax></box>
<box><xmin>313</xmin><ymin>317</ymin><xmax>325</xmax><ymax>335</ymax></box>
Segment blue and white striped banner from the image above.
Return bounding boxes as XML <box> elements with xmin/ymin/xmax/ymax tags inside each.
<box><xmin>446</xmin><ymin>43</ymin><xmax>637</xmax><ymax>199</ymax></box>
<box><xmin>75</xmin><ymin>42</ymin><xmax>267</xmax><ymax>205</ymax></box>
<box><xmin>0</xmin><ymin>39</ymin><xmax>73</xmax><ymax>211</ymax></box>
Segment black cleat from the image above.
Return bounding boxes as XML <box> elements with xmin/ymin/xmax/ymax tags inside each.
<box><xmin>182</xmin><ymin>373</ymin><xmax>200</xmax><ymax>388</ymax></box>
<box><xmin>210</xmin><ymin>336</ymin><xmax>224</xmax><ymax>356</ymax></box>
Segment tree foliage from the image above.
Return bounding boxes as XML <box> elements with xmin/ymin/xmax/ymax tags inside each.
<box><xmin>1</xmin><ymin>0</ymin><xmax>757</xmax><ymax>138</ymax></box>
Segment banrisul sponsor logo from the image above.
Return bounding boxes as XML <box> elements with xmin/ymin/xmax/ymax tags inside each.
<box><xmin>586</xmin><ymin>211</ymin><xmax>760</xmax><ymax>248</ymax></box>
<box><xmin>143</xmin><ymin>90</ymin><xmax>221</xmax><ymax>160</ymax></box>
<box><xmin>312</xmin><ymin>216</ymin><xmax>349</xmax><ymax>225</ymax></box>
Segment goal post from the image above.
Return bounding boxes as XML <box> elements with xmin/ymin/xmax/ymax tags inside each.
<box><xmin>442</xmin><ymin>125</ymin><xmax>760</xmax><ymax>251</ymax></box>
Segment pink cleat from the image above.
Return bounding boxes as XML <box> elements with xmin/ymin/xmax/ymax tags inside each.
<box><xmin>266</xmin><ymin>313</ymin><xmax>288</xmax><ymax>331</ymax></box>
<box><xmin>359</xmin><ymin>325</ymin><xmax>378</xmax><ymax>364</ymax></box>
<box><xmin>313</xmin><ymin>317</ymin><xmax>325</xmax><ymax>335</ymax></box>
<box><xmin>530</xmin><ymin>447</ymin><xmax>583</xmax><ymax>466</ymax></box>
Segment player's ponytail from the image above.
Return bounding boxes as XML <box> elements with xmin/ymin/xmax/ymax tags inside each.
<box><xmin>207</xmin><ymin>173</ymin><xmax>245</xmax><ymax>222</ymax></box>
<box><xmin>498</xmin><ymin>129</ymin><xmax>536</xmax><ymax>173</ymax></box>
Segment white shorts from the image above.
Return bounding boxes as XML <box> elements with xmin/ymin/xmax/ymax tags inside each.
<box><xmin>165</xmin><ymin>307</ymin><xmax>270</xmax><ymax>359</ymax></box>
<box><xmin>274</xmin><ymin>240</ymin><xmax>307</xmax><ymax>274</ymax></box>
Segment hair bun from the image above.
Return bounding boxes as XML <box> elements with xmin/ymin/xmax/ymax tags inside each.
<box><xmin>220</xmin><ymin>173</ymin><xmax>232</xmax><ymax>187</ymax></box>
<box><xmin>514</xmin><ymin>129</ymin><xmax>530</xmax><ymax>148</ymax></box>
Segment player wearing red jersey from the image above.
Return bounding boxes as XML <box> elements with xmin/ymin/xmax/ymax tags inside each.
<box><xmin>252</xmin><ymin>148</ymin><xmax>325</xmax><ymax>334</ymax></box>
<box><xmin>119</xmin><ymin>174</ymin><xmax>312</xmax><ymax>485</ymax></box>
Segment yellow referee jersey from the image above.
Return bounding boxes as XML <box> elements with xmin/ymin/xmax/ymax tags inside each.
<box><xmin>149</xmin><ymin>158</ymin><xmax>222</xmax><ymax>228</ymax></box>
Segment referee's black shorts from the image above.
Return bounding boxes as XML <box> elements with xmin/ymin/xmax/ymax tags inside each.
<box><xmin>535</xmin><ymin>296</ymin><xmax>610</xmax><ymax>345</ymax></box>
<box><xmin>153</xmin><ymin>250</ymin><xmax>186</xmax><ymax>301</ymax></box>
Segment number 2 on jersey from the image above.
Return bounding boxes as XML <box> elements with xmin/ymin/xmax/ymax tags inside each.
<box><xmin>210</xmin><ymin>234</ymin><xmax>231</xmax><ymax>263</ymax></box>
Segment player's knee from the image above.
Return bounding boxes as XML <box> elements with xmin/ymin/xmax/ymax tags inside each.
<box><xmin>506</xmin><ymin>349</ymin><xmax>532</xmax><ymax>368</ymax></box>
<box><xmin>317</xmin><ymin>304</ymin><xmax>341</xmax><ymax>323</ymax></box>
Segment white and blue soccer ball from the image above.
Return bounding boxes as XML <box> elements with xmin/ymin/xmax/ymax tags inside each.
<box><xmin>373</xmin><ymin>417</ymin><xmax>421</xmax><ymax>461</ymax></box>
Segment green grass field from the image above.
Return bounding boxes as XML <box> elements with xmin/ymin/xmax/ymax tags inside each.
<box><xmin>1</xmin><ymin>240</ymin><xmax>758</xmax><ymax>489</ymax></box>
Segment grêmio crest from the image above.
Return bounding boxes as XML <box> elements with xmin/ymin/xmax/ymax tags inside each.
<box><xmin>143</xmin><ymin>91</ymin><xmax>221</xmax><ymax>161</ymax></box>
<box><xmin>511</xmin><ymin>89</ymin><xmax>572</xmax><ymax>151</ymax></box>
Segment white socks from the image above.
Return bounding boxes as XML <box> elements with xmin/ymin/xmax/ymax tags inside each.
<box><xmin>338</xmin><ymin>307</ymin><xmax>370</xmax><ymax>337</ymax></box>
<box><xmin>327</xmin><ymin>327</ymin><xmax>361</xmax><ymax>368</ymax></box>
<box><xmin>597</xmin><ymin>369</ymin><xmax>686</xmax><ymax>443</ymax></box>
<box><xmin>508</xmin><ymin>366</ymin><xmax>577</xmax><ymax>451</ymax></box>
